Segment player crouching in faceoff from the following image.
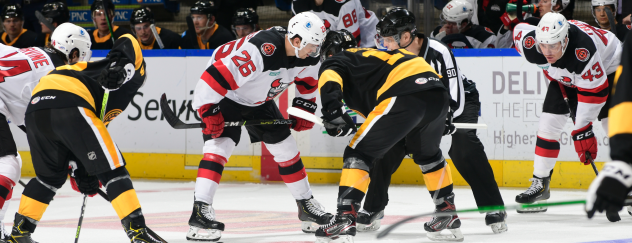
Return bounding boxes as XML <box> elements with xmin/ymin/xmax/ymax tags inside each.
<box><xmin>8</xmin><ymin>25</ymin><xmax>163</xmax><ymax>242</ymax></box>
<box><xmin>315</xmin><ymin>30</ymin><xmax>463</xmax><ymax>242</ymax></box>
<box><xmin>512</xmin><ymin>13</ymin><xmax>621</xmax><ymax>220</ymax></box>
<box><xmin>188</xmin><ymin>12</ymin><xmax>332</xmax><ymax>241</ymax></box>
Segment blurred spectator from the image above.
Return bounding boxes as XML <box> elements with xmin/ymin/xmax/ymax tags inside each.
<box><xmin>37</xmin><ymin>1</ymin><xmax>68</xmax><ymax>46</ymax></box>
<box><xmin>618</xmin><ymin>0</ymin><xmax>631</xmax><ymax>24</ymax></box>
<box><xmin>130</xmin><ymin>7</ymin><xmax>181</xmax><ymax>49</ymax></box>
<box><xmin>523</xmin><ymin>0</ymin><xmax>572</xmax><ymax>25</ymax></box>
<box><xmin>232</xmin><ymin>8</ymin><xmax>259</xmax><ymax>39</ymax></box>
<box><xmin>292</xmin><ymin>0</ymin><xmax>378</xmax><ymax>47</ymax></box>
<box><xmin>7</xmin><ymin>0</ymin><xmax>51</xmax><ymax>34</ymax></box>
<box><xmin>0</xmin><ymin>4</ymin><xmax>43</xmax><ymax>48</ymax></box>
<box><xmin>477</xmin><ymin>0</ymin><xmax>509</xmax><ymax>32</ymax></box>
<box><xmin>214</xmin><ymin>0</ymin><xmax>262</xmax><ymax>34</ymax></box>
<box><xmin>89</xmin><ymin>0</ymin><xmax>134</xmax><ymax>50</ymax></box>
<box><xmin>181</xmin><ymin>0</ymin><xmax>234</xmax><ymax>50</ymax></box>
<box><xmin>431</xmin><ymin>0</ymin><xmax>512</xmax><ymax>48</ymax></box>
<box><xmin>592</xmin><ymin>0</ymin><xmax>629</xmax><ymax>41</ymax></box>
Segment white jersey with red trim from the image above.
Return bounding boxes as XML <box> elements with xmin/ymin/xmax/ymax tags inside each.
<box><xmin>0</xmin><ymin>44</ymin><xmax>64</xmax><ymax>126</ymax></box>
<box><xmin>513</xmin><ymin>21</ymin><xmax>622</xmax><ymax>130</ymax></box>
<box><xmin>192</xmin><ymin>27</ymin><xmax>321</xmax><ymax>110</ymax></box>
<box><xmin>292</xmin><ymin>0</ymin><xmax>378</xmax><ymax>48</ymax></box>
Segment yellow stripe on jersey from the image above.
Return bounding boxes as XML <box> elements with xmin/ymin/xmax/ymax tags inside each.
<box><xmin>118</xmin><ymin>34</ymin><xmax>143</xmax><ymax>70</ymax></box>
<box><xmin>55</xmin><ymin>62</ymin><xmax>88</xmax><ymax>71</ymax></box>
<box><xmin>111</xmin><ymin>189</ymin><xmax>141</xmax><ymax>219</ymax></box>
<box><xmin>32</xmin><ymin>74</ymin><xmax>96</xmax><ymax>109</ymax></box>
<box><xmin>18</xmin><ymin>195</ymin><xmax>48</xmax><ymax>221</ymax></box>
<box><xmin>613</xmin><ymin>65</ymin><xmax>623</xmax><ymax>95</ymax></box>
<box><xmin>339</xmin><ymin>169</ymin><xmax>370</xmax><ymax>193</ymax></box>
<box><xmin>377</xmin><ymin>58</ymin><xmax>438</xmax><ymax>100</ymax></box>
<box><xmin>319</xmin><ymin>69</ymin><xmax>344</xmax><ymax>93</ymax></box>
<box><xmin>422</xmin><ymin>165</ymin><xmax>454</xmax><ymax>191</ymax></box>
<box><xmin>609</xmin><ymin>101</ymin><xmax>632</xmax><ymax>137</ymax></box>
<box><xmin>349</xmin><ymin>97</ymin><xmax>393</xmax><ymax>148</ymax></box>
<box><xmin>82</xmin><ymin>108</ymin><xmax>122</xmax><ymax>168</ymax></box>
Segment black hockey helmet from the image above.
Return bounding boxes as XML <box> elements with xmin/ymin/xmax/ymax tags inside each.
<box><xmin>1</xmin><ymin>4</ymin><xmax>22</xmax><ymax>21</ymax></box>
<box><xmin>130</xmin><ymin>7</ymin><xmax>154</xmax><ymax>25</ymax></box>
<box><xmin>91</xmin><ymin>0</ymin><xmax>115</xmax><ymax>14</ymax></box>
<box><xmin>191</xmin><ymin>1</ymin><xmax>216</xmax><ymax>18</ymax></box>
<box><xmin>320</xmin><ymin>29</ymin><xmax>357</xmax><ymax>62</ymax></box>
<box><xmin>375</xmin><ymin>7</ymin><xmax>417</xmax><ymax>49</ymax></box>
<box><xmin>42</xmin><ymin>2</ymin><xmax>69</xmax><ymax>24</ymax></box>
<box><xmin>232</xmin><ymin>8</ymin><xmax>258</xmax><ymax>26</ymax></box>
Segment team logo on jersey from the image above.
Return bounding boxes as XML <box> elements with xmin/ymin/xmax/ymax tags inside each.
<box><xmin>558</xmin><ymin>76</ymin><xmax>574</xmax><ymax>87</ymax></box>
<box><xmin>627</xmin><ymin>25</ymin><xmax>631</xmax><ymax>30</ymax></box>
<box><xmin>31</xmin><ymin>96</ymin><xmax>40</xmax><ymax>104</ymax></box>
<box><xmin>262</xmin><ymin>79</ymin><xmax>291</xmax><ymax>103</ymax></box>
<box><xmin>484</xmin><ymin>27</ymin><xmax>493</xmax><ymax>34</ymax></box>
<box><xmin>523</xmin><ymin>36</ymin><xmax>535</xmax><ymax>49</ymax></box>
<box><xmin>261</xmin><ymin>43</ymin><xmax>276</xmax><ymax>56</ymax></box>
<box><xmin>575</xmin><ymin>48</ymin><xmax>590</xmax><ymax>62</ymax></box>
<box><xmin>103</xmin><ymin>109</ymin><xmax>122</xmax><ymax>126</ymax></box>
<box><xmin>335</xmin><ymin>0</ymin><xmax>345</xmax><ymax>3</ymax></box>
<box><xmin>415</xmin><ymin>78</ymin><xmax>428</xmax><ymax>84</ymax></box>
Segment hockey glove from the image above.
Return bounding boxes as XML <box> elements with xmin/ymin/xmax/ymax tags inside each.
<box><xmin>572</xmin><ymin>123</ymin><xmax>598</xmax><ymax>165</ymax></box>
<box><xmin>198</xmin><ymin>103</ymin><xmax>224</xmax><ymax>138</ymax></box>
<box><xmin>68</xmin><ymin>161</ymin><xmax>100</xmax><ymax>197</ymax></box>
<box><xmin>500</xmin><ymin>12</ymin><xmax>521</xmax><ymax>30</ymax></box>
<box><xmin>443</xmin><ymin>108</ymin><xmax>457</xmax><ymax>136</ymax></box>
<box><xmin>586</xmin><ymin>161</ymin><xmax>632</xmax><ymax>220</ymax></box>
<box><xmin>321</xmin><ymin>106</ymin><xmax>356</xmax><ymax>137</ymax></box>
<box><xmin>97</xmin><ymin>51</ymin><xmax>132</xmax><ymax>90</ymax></box>
<box><xmin>290</xmin><ymin>97</ymin><xmax>317</xmax><ymax>132</ymax></box>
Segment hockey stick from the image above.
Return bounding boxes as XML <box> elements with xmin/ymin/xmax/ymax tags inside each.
<box><xmin>287</xmin><ymin>107</ymin><xmax>489</xmax><ymax>130</ymax></box>
<box><xmin>150</xmin><ymin>24</ymin><xmax>165</xmax><ymax>49</ymax></box>
<box><xmin>74</xmin><ymin>194</ymin><xmax>88</xmax><ymax>243</ymax></box>
<box><xmin>557</xmin><ymin>82</ymin><xmax>599</xmax><ymax>175</ymax></box>
<box><xmin>160</xmin><ymin>94</ymin><xmax>295</xmax><ymax>129</ymax></box>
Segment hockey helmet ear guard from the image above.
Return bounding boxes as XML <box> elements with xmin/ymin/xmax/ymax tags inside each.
<box><xmin>320</xmin><ymin>30</ymin><xmax>358</xmax><ymax>62</ymax></box>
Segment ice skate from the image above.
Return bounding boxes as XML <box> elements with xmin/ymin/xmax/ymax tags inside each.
<box><xmin>485</xmin><ymin>210</ymin><xmax>507</xmax><ymax>234</ymax></box>
<box><xmin>356</xmin><ymin>209</ymin><xmax>384</xmax><ymax>232</ymax></box>
<box><xmin>297</xmin><ymin>196</ymin><xmax>334</xmax><ymax>233</ymax></box>
<box><xmin>515</xmin><ymin>175</ymin><xmax>550</xmax><ymax>213</ymax></box>
<box><xmin>121</xmin><ymin>212</ymin><xmax>164</xmax><ymax>243</ymax></box>
<box><xmin>315</xmin><ymin>209</ymin><xmax>357</xmax><ymax>243</ymax></box>
<box><xmin>187</xmin><ymin>201</ymin><xmax>225</xmax><ymax>241</ymax></box>
<box><xmin>8</xmin><ymin>213</ymin><xmax>38</xmax><ymax>243</ymax></box>
<box><xmin>0</xmin><ymin>221</ymin><xmax>10</xmax><ymax>243</ymax></box>
<box><xmin>424</xmin><ymin>193</ymin><xmax>464</xmax><ymax>242</ymax></box>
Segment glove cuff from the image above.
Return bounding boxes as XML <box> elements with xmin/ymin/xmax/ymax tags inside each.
<box><xmin>602</xmin><ymin>161</ymin><xmax>632</xmax><ymax>188</ymax></box>
<box><xmin>572</xmin><ymin>122</ymin><xmax>594</xmax><ymax>140</ymax></box>
<box><xmin>292</xmin><ymin>97</ymin><xmax>317</xmax><ymax>114</ymax></box>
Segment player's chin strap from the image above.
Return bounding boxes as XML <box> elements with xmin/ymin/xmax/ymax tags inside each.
<box><xmin>288</xmin><ymin>35</ymin><xmax>302</xmax><ymax>57</ymax></box>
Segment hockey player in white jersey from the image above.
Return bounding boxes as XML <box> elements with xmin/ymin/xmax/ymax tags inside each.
<box><xmin>512</xmin><ymin>13</ymin><xmax>622</xmax><ymax>220</ymax></box>
<box><xmin>292</xmin><ymin>0</ymin><xmax>379</xmax><ymax>48</ymax></box>
<box><xmin>431</xmin><ymin>0</ymin><xmax>513</xmax><ymax>49</ymax></box>
<box><xmin>0</xmin><ymin>23</ymin><xmax>91</xmax><ymax>241</ymax></box>
<box><xmin>188</xmin><ymin>12</ymin><xmax>332</xmax><ymax>241</ymax></box>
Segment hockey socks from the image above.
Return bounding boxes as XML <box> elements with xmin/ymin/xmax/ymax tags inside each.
<box><xmin>419</xmin><ymin>155</ymin><xmax>454</xmax><ymax>200</ymax></box>
<box><xmin>534</xmin><ymin>136</ymin><xmax>560</xmax><ymax>178</ymax></box>
<box><xmin>0</xmin><ymin>175</ymin><xmax>13</xmax><ymax>212</ymax></box>
<box><xmin>278</xmin><ymin>156</ymin><xmax>312</xmax><ymax>199</ymax></box>
<box><xmin>338</xmin><ymin>168</ymin><xmax>370</xmax><ymax>211</ymax></box>
<box><xmin>97</xmin><ymin>167</ymin><xmax>141</xmax><ymax>220</ymax></box>
<box><xmin>18</xmin><ymin>178</ymin><xmax>57</xmax><ymax>223</ymax></box>
<box><xmin>194</xmin><ymin>153</ymin><xmax>226</xmax><ymax>204</ymax></box>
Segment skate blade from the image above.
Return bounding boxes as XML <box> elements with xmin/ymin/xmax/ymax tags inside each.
<box><xmin>489</xmin><ymin>221</ymin><xmax>508</xmax><ymax>234</ymax></box>
<box><xmin>301</xmin><ymin>221</ymin><xmax>319</xmax><ymax>233</ymax></box>
<box><xmin>316</xmin><ymin>235</ymin><xmax>354</xmax><ymax>243</ymax></box>
<box><xmin>186</xmin><ymin>226</ymin><xmax>222</xmax><ymax>241</ymax></box>
<box><xmin>356</xmin><ymin>219</ymin><xmax>381</xmax><ymax>232</ymax></box>
<box><xmin>427</xmin><ymin>229</ymin><xmax>464</xmax><ymax>242</ymax></box>
<box><xmin>516</xmin><ymin>200</ymin><xmax>548</xmax><ymax>213</ymax></box>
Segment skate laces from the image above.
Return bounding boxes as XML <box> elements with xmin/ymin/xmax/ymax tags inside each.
<box><xmin>306</xmin><ymin>198</ymin><xmax>327</xmax><ymax>217</ymax></box>
<box><xmin>524</xmin><ymin>178</ymin><xmax>544</xmax><ymax>195</ymax></box>
<box><xmin>200</xmin><ymin>203</ymin><xmax>216</xmax><ymax>221</ymax></box>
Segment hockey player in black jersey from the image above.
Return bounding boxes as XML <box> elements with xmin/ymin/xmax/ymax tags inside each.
<box><xmin>37</xmin><ymin>1</ymin><xmax>69</xmax><ymax>47</ymax></box>
<box><xmin>513</xmin><ymin>13</ymin><xmax>622</xmax><ymax>220</ymax></box>
<box><xmin>316</xmin><ymin>30</ymin><xmax>463</xmax><ymax>242</ymax></box>
<box><xmin>586</xmin><ymin>31</ymin><xmax>632</xmax><ymax>221</ymax></box>
<box><xmin>592</xmin><ymin>0</ymin><xmax>630</xmax><ymax>42</ymax></box>
<box><xmin>1</xmin><ymin>4</ymin><xmax>44</xmax><ymax>48</ymax></box>
<box><xmin>363</xmin><ymin>7</ymin><xmax>508</xmax><ymax>235</ymax></box>
<box><xmin>231</xmin><ymin>8</ymin><xmax>259</xmax><ymax>39</ymax></box>
<box><xmin>8</xmin><ymin>27</ymin><xmax>164</xmax><ymax>243</ymax></box>
<box><xmin>181</xmin><ymin>1</ymin><xmax>235</xmax><ymax>50</ymax></box>
<box><xmin>130</xmin><ymin>7</ymin><xmax>181</xmax><ymax>49</ymax></box>
<box><xmin>89</xmin><ymin>0</ymin><xmax>134</xmax><ymax>50</ymax></box>
<box><xmin>431</xmin><ymin>0</ymin><xmax>512</xmax><ymax>49</ymax></box>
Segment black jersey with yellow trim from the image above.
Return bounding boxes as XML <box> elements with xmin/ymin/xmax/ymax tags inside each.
<box><xmin>609</xmin><ymin>33</ymin><xmax>632</xmax><ymax>165</ymax></box>
<box><xmin>138</xmin><ymin>27</ymin><xmax>182</xmax><ymax>50</ymax></box>
<box><xmin>90</xmin><ymin>25</ymin><xmax>136</xmax><ymax>50</ymax></box>
<box><xmin>318</xmin><ymin>48</ymin><xmax>445</xmax><ymax>117</ymax></box>
<box><xmin>27</xmin><ymin>34</ymin><xmax>146</xmax><ymax>125</ymax></box>
<box><xmin>1</xmin><ymin>29</ymin><xmax>45</xmax><ymax>48</ymax></box>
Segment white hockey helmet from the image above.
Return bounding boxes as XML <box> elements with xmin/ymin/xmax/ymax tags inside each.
<box><xmin>51</xmin><ymin>23</ymin><xmax>92</xmax><ymax>63</ymax></box>
<box><xmin>535</xmin><ymin>12</ymin><xmax>570</xmax><ymax>55</ymax></box>
<box><xmin>591</xmin><ymin>0</ymin><xmax>617</xmax><ymax>25</ymax></box>
<box><xmin>441</xmin><ymin>0</ymin><xmax>474</xmax><ymax>24</ymax></box>
<box><xmin>287</xmin><ymin>11</ymin><xmax>327</xmax><ymax>57</ymax></box>
<box><xmin>551</xmin><ymin>0</ymin><xmax>570</xmax><ymax>13</ymax></box>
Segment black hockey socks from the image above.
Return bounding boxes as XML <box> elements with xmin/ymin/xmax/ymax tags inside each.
<box><xmin>97</xmin><ymin>167</ymin><xmax>141</xmax><ymax>220</ymax></box>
